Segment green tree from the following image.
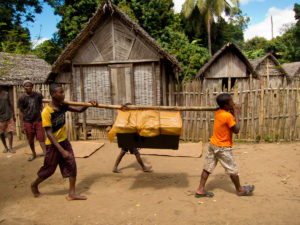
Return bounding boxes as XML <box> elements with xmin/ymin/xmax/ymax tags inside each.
<box><xmin>182</xmin><ymin>0</ymin><xmax>239</xmax><ymax>55</ymax></box>
<box><xmin>33</xmin><ymin>36</ymin><xmax>62</xmax><ymax>64</ymax></box>
<box><xmin>0</xmin><ymin>0</ymin><xmax>55</xmax><ymax>52</ymax></box>
<box><xmin>294</xmin><ymin>3</ymin><xmax>300</xmax><ymax>60</ymax></box>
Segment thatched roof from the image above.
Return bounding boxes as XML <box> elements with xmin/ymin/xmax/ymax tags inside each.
<box><xmin>195</xmin><ymin>42</ymin><xmax>257</xmax><ymax>79</ymax></box>
<box><xmin>282</xmin><ymin>62</ymin><xmax>300</xmax><ymax>78</ymax></box>
<box><xmin>51</xmin><ymin>0</ymin><xmax>183</xmax><ymax>73</ymax></box>
<box><xmin>250</xmin><ymin>53</ymin><xmax>289</xmax><ymax>77</ymax></box>
<box><xmin>0</xmin><ymin>52</ymin><xmax>51</xmax><ymax>86</ymax></box>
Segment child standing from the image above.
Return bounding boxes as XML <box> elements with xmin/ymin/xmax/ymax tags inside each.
<box><xmin>195</xmin><ymin>93</ymin><xmax>254</xmax><ymax>197</ymax></box>
<box><xmin>31</xmin><ymin>83</ymin><xmax>97</xmax><ymax>200</ymax></box>
<box><xmin>112</xmin><ymin>103</ymin><xmax>152</xmax><ymax>173</ymax></box>
<box><xmin>18</xmin><ymin>80</ymin><xmax>46</xmax><ymax>161</ymax></box>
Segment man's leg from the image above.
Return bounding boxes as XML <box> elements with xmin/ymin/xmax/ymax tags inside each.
<box><xmin>39</xmin><ymin>142</ymin><xmax>46</xmax><ymax>155</ymax></box>
<box><xmin>36</xmin><ymin>121</ymin><xmax>46</xmax><ymax>155</ymax></box>
<box><xmin>0</xmin><ymin>133</ymin><xmax>8</xmax><ymax>152</ymax></box>
<box><xmin>230</xmin><ymin>174</ymin><xmax>254</xmax><ymax>195</ymax></box>
<box><xmin>134</xmin><ymin>151</ymin><xmax>152</xmax><ymax>172</ymax></box>
<box><xmin>66</xmin><ymin>176</ymin><xmax>87</xmax><ymax>200</ymax></box>
<box><xmin>25</xmin><ymin>122</ymin><xmax>36</xmax><ymax>160</ymax></box>
<box><xmin>196</xmin><ymin>169</ymin><xmax>211</xmax><ymax>194</ymax></box>
<box><xmin>7</xmin><ymin>132</ymin><xmax>15</xmax><ymax>153</ymax></box>
<box><xmin>31</xmin><ymin>177</ymin><xmax>46</xmax><ymax>197</ymax></box>
<box><xmin>218</xmin><ymin>149</ymin><xmax>254</xmax><ymax>195</ymax></box>
<box><xmin>112</xmin><ymin>150</ymin><xmax>126</xmax><ymax>173</ymax></box>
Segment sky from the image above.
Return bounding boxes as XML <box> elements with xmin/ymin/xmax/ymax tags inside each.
<box><xmin>25</xmin><ymin>0</ymin><xmax>298</xmax><ymax>47</ymax></box>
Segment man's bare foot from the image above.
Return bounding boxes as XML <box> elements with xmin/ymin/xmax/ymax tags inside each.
<box><xmin>3</xmin><ymin>148</ymin><xmax>8</xmax><ymax>153</ymax></box>
<box><xmin>112</xmin><ymin>167</ymin><xmax>121</xmax><ymax>173</ymax></box>
<box><xmin>28</xmin><ymin>154</ymin><xmax>36</xmax><ymax>161</ymax></box>
<box><xmin>9</xmin><ymin>148</ymin><xmax>16</xmax><ymax>154</ymax></box>
<box><xmin>143</xmin><ymin>166</ymin><xmax>152</xmax><ymax>172</ymax></box>
<box><xmin>66</xmin><ymin>194</ymin><xmax>87</xmax><ymax>200</ymax></box>
<box><xmin>31</xmin><ymin>183</ymin><xmax>41</xmax><ymax>197</ymax></box>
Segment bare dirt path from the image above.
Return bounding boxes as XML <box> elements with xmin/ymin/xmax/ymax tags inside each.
<box><xmin>0</xmin><ymin>139</ymin><xmax>299</xmax><ymax>225</ymax></box>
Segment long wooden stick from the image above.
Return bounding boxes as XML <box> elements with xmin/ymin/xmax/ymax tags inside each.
<box><xmin>42</xmin><ymin>99</ymin><xmax>218</xmax><ymax>111</ymax></box>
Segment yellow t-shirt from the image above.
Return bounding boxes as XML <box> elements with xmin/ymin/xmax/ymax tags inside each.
<box><xmin>210</xmin><ymin>109</ymin><xmax>236</xmax><ymax>147</ymax></box>
<box><xmin>42</xmin><ymin>104</ymin><xmax>69</xmax><ymax>145</ymax></box>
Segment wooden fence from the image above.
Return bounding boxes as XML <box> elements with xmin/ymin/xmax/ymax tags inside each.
<box><xmin>13</xmin><ymin>77</ymin><xmax>300</xmax><ymax>143</ymax></box>
<box><xmin>169</xmin><ymin>77</ymin><xmax>300</xmax><ymax>142</ymax></box>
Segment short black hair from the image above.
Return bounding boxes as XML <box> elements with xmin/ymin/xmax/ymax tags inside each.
<box><xmin>49</xmin><ymin>83</ymin><xmax>62</xmax><ymax>95</ymax></box>
<box><xmin>216</xmin><ymin>93</ymin><xmax>232</xmax><ymax>108</ymax></box>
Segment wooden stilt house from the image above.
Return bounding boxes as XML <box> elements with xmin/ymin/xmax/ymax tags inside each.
<box><xmin>250</xmin><ymin>53</ymin><xmax>289</xmax><ymax>88</ymax></box>
<box><xmin>194</xmin><ymin>42</ymin><xmax>257</xmax><ymax>91</ymax></box>
<box><xmin>0</xmin><ymin>52</ymin><xmax>51</xmax><ymax>138</ymax></box>
<box><xmin>46</xmin><ymin>0</ymin><xmax>183</xmax><ymax>140</ymax></box>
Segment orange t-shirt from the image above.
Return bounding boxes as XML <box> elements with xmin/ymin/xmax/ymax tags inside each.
<box><xmin>210</xmin><ymin>109</ymin><xmax>236</xmax><ymax>147</ymax></box>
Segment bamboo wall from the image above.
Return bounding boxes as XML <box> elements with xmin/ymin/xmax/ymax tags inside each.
<box><xmin>169</xmin><ymin>77</ymin><xmax>300</xmax><ymax>142</ymax></box>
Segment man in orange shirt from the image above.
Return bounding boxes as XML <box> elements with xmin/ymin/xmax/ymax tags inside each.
<box><xmin>195</xmin><ymin>93</ymin><xmax>254</xmax><ymax>197</ymax></box>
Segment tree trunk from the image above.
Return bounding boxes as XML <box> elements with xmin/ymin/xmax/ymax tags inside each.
<box><xmin>207</xmin><ymin>19</ymin><xmax>212</xmax><ymax>56</ymax></box>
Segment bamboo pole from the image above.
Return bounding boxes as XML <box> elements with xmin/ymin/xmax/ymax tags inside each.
<box><xmin>42</xmin><ymin>99</ymin><xmax>218</xmax><ymax>112</ymax></box>
<box><xmin>80</xmin><ymin>66</ymin><xmax>87</xmax><ymax>140</ymax></box>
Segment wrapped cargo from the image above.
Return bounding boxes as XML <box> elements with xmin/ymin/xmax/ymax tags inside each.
<box><xmin>108</xmin><ymin>110</ymin><xmax>182</xmax><ymax>149</ymax></box>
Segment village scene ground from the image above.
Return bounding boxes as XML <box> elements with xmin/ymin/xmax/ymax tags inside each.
<box><xmin>1</xmin><ymin>0</ymin><xmax>300</xmax><ymax>225</ymax></box>
<box><xmin>0</xmin><ymin>138</ymin><xmax>299</xmax><ymax>225</ymax></box>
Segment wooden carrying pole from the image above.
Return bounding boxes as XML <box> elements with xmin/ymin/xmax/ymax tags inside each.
<box><xmin>42</xmin><ymin>99</ymin><xmax>218</xmax><ymax>111</ymax></box>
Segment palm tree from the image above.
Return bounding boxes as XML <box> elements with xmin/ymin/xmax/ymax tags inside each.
<box><xmin>182</xmin><ymin>0</ymin><xmax>239</xmax><ymax>55</ymax></box>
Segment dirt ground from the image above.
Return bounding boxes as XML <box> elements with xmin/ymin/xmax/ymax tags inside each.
<box><xmin>0</xmin><ymin>138</ymin><xmax>300</xmax><ymax>225</ymax></box>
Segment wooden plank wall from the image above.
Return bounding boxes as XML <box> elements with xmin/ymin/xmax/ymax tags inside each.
<box><xmin>170</xmin><ymin>77</ymin><xmax>300</xmax><ymax>142</ymax></box>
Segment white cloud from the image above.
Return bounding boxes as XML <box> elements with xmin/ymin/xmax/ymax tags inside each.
<box><xmin>244</xmin><ymin>6</ymin><xmax>296</xmax><ymax>41</ymax></box>
<box><xmin>173</xmin><ymin>0</ymin><xmax>186</xmax><ymax>13</ymax></box>
<box><xmin>31</xmin><ymin>38</ymin><xmax>49</xmax><ymax>49</ymax></box>
<box><xmin>240</xmin><ymin>0</ymin><xmax>265</xmax><ymax>5</ymax></box>
<box><xmin>173</xmin><ymin>0</ymin><xmax>258</xmax><ymax>12</ymax></box>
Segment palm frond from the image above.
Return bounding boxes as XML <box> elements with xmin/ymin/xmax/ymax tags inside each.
<box><xmin>182</xmin><ymin>0</ymin><xmax>196</xmax><ymax>18</ymax></box>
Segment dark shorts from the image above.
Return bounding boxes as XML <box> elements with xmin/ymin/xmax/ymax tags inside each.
<box><xmin>122</xmin><ymin>147</ymin><xmax>139</xmax><ymax>155</ymax></box>
<box><xmin>0</xmin><ymin>117</ymin><xmax>15</xmax><ymax>134</ymax></box>
<box><xmin>24</xmin><ymin>121</ymin><xmax>45</xmax><ymax>145</ymax></box>
<box><xmin>37</xmin><ymin>140</ymin><xmax>77</xmax><ymax>179</ymax></box>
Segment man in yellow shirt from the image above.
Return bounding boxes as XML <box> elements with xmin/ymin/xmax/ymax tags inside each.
<box><xmin>31</xmin><ymin>83</ymin><xmax>97</xmax><ymax>200</ymax></box>
<box><xmin>195</xmin><ymin>93</ymin><xmax>254</xmax><ymax>197</ymax></box>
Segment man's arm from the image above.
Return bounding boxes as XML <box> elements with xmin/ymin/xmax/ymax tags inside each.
<box><xmin>44</xmin><ymin>127</ymin><xmax>73</xmax><ymax>159</ymax></box>
<box><xmin>231</xmin><ymin>104</ymin><xmax>240</xmax><ymax>134</ymax></box>
<box><xmin>67</xmin><ymin>100</ymin><xmax>98</xmax><ymax>113</ymax></box>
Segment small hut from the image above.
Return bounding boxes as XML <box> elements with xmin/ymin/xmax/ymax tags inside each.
<box><xmin>46</xmin><ymin>0</ymin><xmax>183</xmax><ymax>140</ymax></box>
<box><xmin>282</xmin><ymin>62</ymin><xmax>300</xmax><ymax>81</ymax></box>
<box><xmin>0</xmin><ymin>52</ymin><xmax>51</xmax><ymax>138</ymax></box>
<box><xmin>250</xmin><ymin>53</ymin><xmax>289</xmax><ymax>88</ymax></box>
<box><xmin>195</xmin><ymin>42</ymin><xmax>257</xmax><ymax>91</ymax></box>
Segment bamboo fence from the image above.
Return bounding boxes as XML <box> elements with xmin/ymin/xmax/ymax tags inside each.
<box><xmin>13</xmin><ymin>77</ymin><xmax>300</xmax><ymax>142</ymax></box>
<box><xmin>168</xmin><ymin>77</ymin><xmax>300</xmax><ymax>142</ymax></box>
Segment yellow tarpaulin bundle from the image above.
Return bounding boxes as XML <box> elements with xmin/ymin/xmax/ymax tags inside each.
<box><xmin>108</xmin><ymin>110</ymin><xmax>182</xmax><ymax>142</ymax></box>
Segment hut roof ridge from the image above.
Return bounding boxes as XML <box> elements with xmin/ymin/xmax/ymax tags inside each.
<box><xmin>51</xmin><ymin>0</ymin><xmax>183</xmax><ymax>73</ymax></box>
<box><xmin>0</xmin><ymin>52</ymin><xmax>51</xmax><ymax>85</ymax></box>
<box><xmin>282</xmin><ymin>61</ymin><xmax>300</xmax><ymax>78</ymax></box>
<box><xmin>195</xmin><ymin>42</ymin><xmax>257</xmax><ymax>79</ymax></box>
<box><xmin>250</xmin><ymin>53</ymin><xmax>290</xmax><ymax>78</ymax></box>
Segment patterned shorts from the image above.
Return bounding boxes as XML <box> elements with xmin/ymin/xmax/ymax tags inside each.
<box><xmin>203</xmin><ymin>142</ymin><xmax>238</xmax><ymax>175</ymax></box>
<box><xmin>24</xmin><ymin>121</ymin><xmax>45</xmax><ymax>145</ymax></box>
<box><xmin>0</xmin><ymin>117</ymin><xmax>15</xmax><ymax>134</ymax></box>
<box><xmin>38</xmin><ymin>140</ymin><xmax>77</xmax><ymax>179</ymax></box>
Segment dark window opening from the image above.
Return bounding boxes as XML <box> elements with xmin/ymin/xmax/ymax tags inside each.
<box><xmin>222</xmin><ymin>78</ymin><xmax>237</xmax><ymax>91</ymax></box>
<box><xmin>222</xmin><ymin>78</ymin><xmax>228</xmax><ymax>91</ymax></box>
